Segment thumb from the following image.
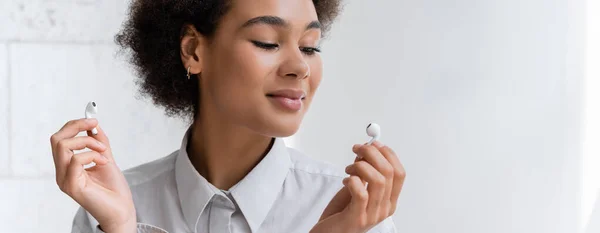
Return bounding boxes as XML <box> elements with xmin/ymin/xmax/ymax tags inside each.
<box><xmin>344</xmin><ymin>175</ymin><xmax>369</xmax><ymax>216</ymax></box>
<box><xmin>320</xmin><ymin>184</ymin><xmax>352</xmax><ymax>221</ymax></box>
<box><xmin>87</xmin><ymin>125</ymin><xmax>113</xmax><ymax>161</ymax></box>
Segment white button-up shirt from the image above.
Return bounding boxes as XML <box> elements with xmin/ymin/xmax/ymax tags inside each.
<box><xmin>71</xmin><ymin>128</ymin><xmax>397</xmax><ymax>233</ymax></box>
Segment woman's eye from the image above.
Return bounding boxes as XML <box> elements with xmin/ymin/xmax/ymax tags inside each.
<box><xmin>251</xmin><ymin>41</ymin><xmax>321</xmax><ymax>55</ymax></box>
<box><xmin>251</xmin><ymin>41</ymin><xmax>279</xmax><ymax>50</ymax></box>
<box><xmin>300</xmin><ymin>47</ymin><xmax>322</xmax><ymax>55</ymax></box>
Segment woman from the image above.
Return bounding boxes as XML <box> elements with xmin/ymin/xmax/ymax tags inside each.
<box><xmin>50</xmin><ymin>0</ymin><xmax>406</xmax><ymax>232</ymax></box>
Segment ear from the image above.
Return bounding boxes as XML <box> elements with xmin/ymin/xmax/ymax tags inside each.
<box><xmin>180</xmin><ymin>24</ymin><xmax>206</xmax><ymax>76</ymax></box>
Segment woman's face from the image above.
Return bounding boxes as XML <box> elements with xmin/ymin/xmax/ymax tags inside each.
<box><xmin>199</xmin><ymin>0</ymin><xmax>323</xmax><ymax>137</ymax></box>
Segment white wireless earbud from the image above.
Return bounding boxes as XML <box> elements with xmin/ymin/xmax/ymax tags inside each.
<box><xmin>366</xmin><ymin>123</ymin><xmax>380</xmax><ymax>145</ymax></box>
<box><xmin>85</xmin><ymin>101</ymin><xmax>98</xmax><ymax>135</ymax></box>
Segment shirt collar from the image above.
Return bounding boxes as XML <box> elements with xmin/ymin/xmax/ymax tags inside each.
<box><xmin>175</xmin><ymin>127</ymin><xmax>292</xmax><ymax>233</ymax></box>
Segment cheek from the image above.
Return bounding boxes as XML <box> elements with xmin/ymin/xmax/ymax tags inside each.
<box><xmin>216</xmin><ymin>44</ymin><xmax>264</xmax><ymax>85</ymax></box>
<box><xmin>207</xmin><ymin>42</ymin><xmax>277</xmax><ymax>110</ymax></box>
<box><xmin>307</xmin><ymin>56</ymin><xmax>323</xmax><ymax>98</ymax></box>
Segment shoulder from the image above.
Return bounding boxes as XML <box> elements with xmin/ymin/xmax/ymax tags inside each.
<box><xmin>71</xmin><ymin>151</ymin><xmax>180</xmax><ymax>232</ymax></box>
<box><xmin>120</xmin><ymin>150</ymin><xmax>179</xmax><ymax>188</ymax></box>
<box><xmin>286</xmin><ymin>148</ymin><xmax>399</xmax><ymax>233</ymax></box>
<box><xmin>286</xmin><ymin>147</ymin><xmax>347</xmax><ymax>179</ymax></box>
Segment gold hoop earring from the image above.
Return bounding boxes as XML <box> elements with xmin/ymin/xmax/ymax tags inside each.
<box><xmin>186</xmin><ymin>66</ymin><xmax>191</xmax><ymax>80</ymax></box>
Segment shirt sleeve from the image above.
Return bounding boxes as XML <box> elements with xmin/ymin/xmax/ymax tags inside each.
<box><xmin>366</xmin><ymin>216</ymin><xmax>397</xmax><ymax>233</ymax></box>
<box><xmin>71</xmin><ymin>206</ymin><xmax>168</xmax><ymax>233</ymax></box>
<box><xmin>93</xmin><ymin>223</ymin><xmax>168</xmax><ymax>233</ymax></box>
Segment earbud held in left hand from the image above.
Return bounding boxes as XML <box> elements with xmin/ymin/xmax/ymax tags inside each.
<box><xmin>366</xmin><ymin>123</ymin><xmax>380</xmax><ymax>145</ymax></box>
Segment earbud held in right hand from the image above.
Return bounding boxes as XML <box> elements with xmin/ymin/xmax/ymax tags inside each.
<box><xmin>85</xmin><ymin>101</ymin><xmax>98</xmax><ymax>135</ymax></box>
<box><xmin>366</xmin><ymin>123</ymin><xmax>380</xmax><ymax>145</ymax></box>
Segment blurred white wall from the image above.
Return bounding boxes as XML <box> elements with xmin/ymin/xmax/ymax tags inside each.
<box><xmin>582</xmin><ymin>0</ymin><xmax>600</xmax><ymax>232</ymax></box>
<box><xmin>0</xmin><ymin>0</ymin><xmax>592</xmax><ymax>233</ymax></box>
<box><xmin>297</xmin><ymin>0</ymin><xmax>586</xmax><ymax>233</ymax></box>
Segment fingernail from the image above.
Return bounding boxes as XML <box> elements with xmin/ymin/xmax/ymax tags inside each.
<box><xmin>372</xmin><ymin>141</ymin><xmax>384</xmax><ymax>147</ymax></box>
<box><xmin>86</xmin><ymin>118</ymin><xmax>98</xmax><ymax>125</ymax></box>
<box><xmin>97</xmin><ymin>141</ymin><xmax>106</xmax><ymax>149</ymax></box>
<box><xmin>342</xmin><ymin>177</ymin><xmax>349</xmax><ymax>185</ymax></box>
<box><xmin>345</xmin><ymin>165</ymin><xmax>353</xmax><ymax>173</ymax></box>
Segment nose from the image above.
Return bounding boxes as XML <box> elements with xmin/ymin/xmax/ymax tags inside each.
<box><xmin>277</xmin><ymin>48</ymin><xmax>310</xmax><ymax>79</ymax></box>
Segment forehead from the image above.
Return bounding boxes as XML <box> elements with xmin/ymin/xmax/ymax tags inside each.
<box><xmin>225</xmin><ymin>0</ymin><xmax>319</xmax><ymax>26</ymax></box>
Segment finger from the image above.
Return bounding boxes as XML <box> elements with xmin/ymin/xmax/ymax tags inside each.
<box><xmin>354</xmin><ymin>143</ymin><xmax>394</xmax><ymax>201</ymax></box>
<box><xmin>373</xmin><ymin>141</ymin><xmax>406</xmax><ymax>215</ymax></box>
<box><xmin>370</xmin><ymin>141</ymin><xmax>396</xmax><ymax>216</ymax></box>
<box><xmin>62</xmin><ymin>151</ymin><xmax>108</xmax><ymax>197</ymax></box>
<box><xmin>319</xmin><ymin>183</ymin><xmax>352</xmax><ymax>221</ymax></box>
<box><xmin>343</xmin><ymin>175</ymin><xmax>368</xmax><ymax>215</ymax></box>
<box><xmin>354</xmin><ymin>143</ymin><xmax>394</xmax><ymax>218</ymax></box>
<box><xmin>345</xmin><ymin>160</ymin><xmax>386</xmax><ymax>221</ymax></box>
<box><xmin>86</xmin><ymin>125</ymin><xmax>113</xmax><ymax>160</ymax></box>
<box><xmin>352</xmin><ymin>146</ymin><xmax>368</xmax><ymax>186</ymax></box>
<box><xmin>51</xmin><ymin>118</ymin><xmax>99</xmax><ymax>149</ymax></box>
<box><xmin>54</xmin><ymin>136</ymin><xmax>107</xmax><ymax>184</ymax></box>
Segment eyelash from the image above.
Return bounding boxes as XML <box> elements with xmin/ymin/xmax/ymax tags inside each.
<box><xmin>251</xmin><ymin>41</ymin><xmax>321</xmax><ymax>55</ymax></box>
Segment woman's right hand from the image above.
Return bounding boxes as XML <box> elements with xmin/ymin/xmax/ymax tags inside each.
<box><xmin>51</xmin><ymin>118</ymin><xmax>137</xmax><ymax>233</ymax></box>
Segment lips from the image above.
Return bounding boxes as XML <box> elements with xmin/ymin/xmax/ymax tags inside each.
<box><xmin>266</xmin><ymin>89</ymin><xmax>306</xmax><ymax>112</ymax></box>
<box><xmin>266</xmin><ymin>89</ymin><xmax>306</xmax><ymax>100</ymax></box>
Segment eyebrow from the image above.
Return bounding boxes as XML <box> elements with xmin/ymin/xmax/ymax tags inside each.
<box><xmin>241</xmin><ymin>15</ymin><xmax>322</xmax><ymax>30</ymax></box>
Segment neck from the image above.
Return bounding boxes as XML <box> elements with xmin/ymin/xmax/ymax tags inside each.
<box><xmin>187</xmin><ymin>112</ymin><xmax>273</xmax><ymax>191</ymax></box>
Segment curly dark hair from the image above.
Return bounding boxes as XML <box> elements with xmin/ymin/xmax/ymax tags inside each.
<box><xmin>115</xmin><ymin>0</ymin><xmax>342</xmax><ymax>122</ymax></box>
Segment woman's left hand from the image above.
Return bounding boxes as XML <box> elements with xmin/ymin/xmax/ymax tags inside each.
<box><xmin>310</xmin><ymin>141</ymin><xmax>406</xmax><ymax>233</ymax></box>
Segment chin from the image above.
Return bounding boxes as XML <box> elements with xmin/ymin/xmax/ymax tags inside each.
<box><xmin>258</xmin><ymin>114</ymin><xmax>303</xmax><ymax>138</ymax></box>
